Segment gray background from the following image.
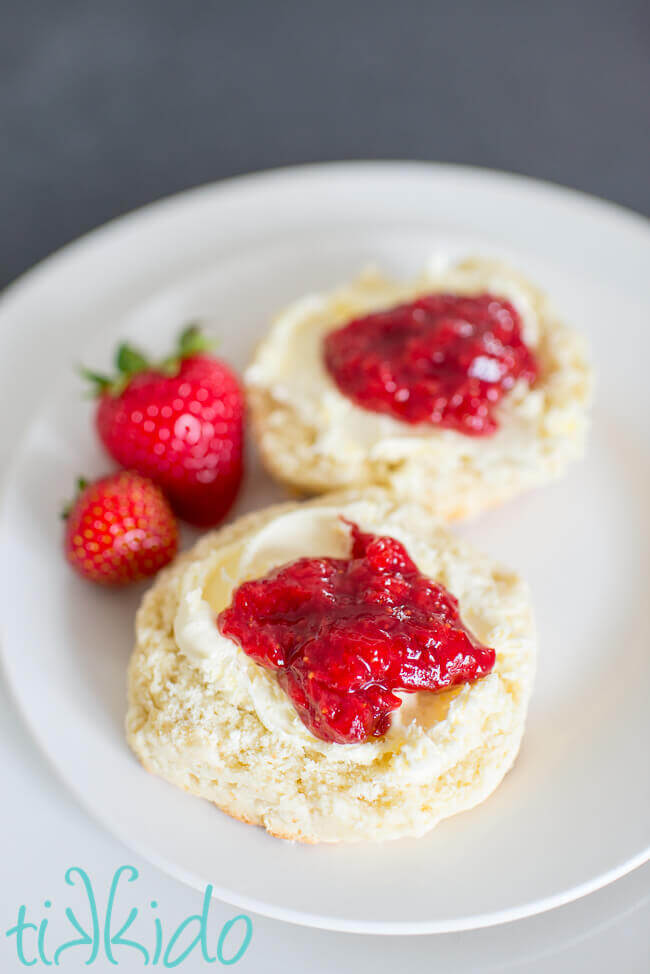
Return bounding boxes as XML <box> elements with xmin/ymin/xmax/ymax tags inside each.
<box><xmin>1</xmin><ymin>0</ymin><xmax>649</xmax><ymax>291</ymax></box>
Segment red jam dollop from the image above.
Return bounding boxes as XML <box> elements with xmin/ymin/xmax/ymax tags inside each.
<box><xmin>218</xmin><ymin>521</ymin><xmax>495</xmax><ymax>744</ymax></box>
<box><xmin>323</xmin><ymin>293</ymin><xmax>539</xmax><ymax>435</ymax></box>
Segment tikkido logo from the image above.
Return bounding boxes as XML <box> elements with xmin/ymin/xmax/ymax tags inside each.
<box><xmin>5</xmin><ymin>866</ymin><xmax>253</xmax><ymax>967</ymax></box>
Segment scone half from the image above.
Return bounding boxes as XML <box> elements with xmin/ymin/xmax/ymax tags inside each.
<box><xmin>126</xmin><ymin>489</ymin><xmax>536</xmax><ymax>843</ymax></box>
<box><xmin>245</xmin><ymin>257</ymin><xmax>592</xmax><ymax>520</ymax></box>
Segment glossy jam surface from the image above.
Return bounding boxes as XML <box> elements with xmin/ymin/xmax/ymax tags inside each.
<box><xmin>218</xmin><ymin>521</ymin><xmax>495</xmax><ymax>744</ymax></box>
<box><xmin>323</xmin><ymin>293</ymin><xmax>539</xmax><ymax>435</ymax></box>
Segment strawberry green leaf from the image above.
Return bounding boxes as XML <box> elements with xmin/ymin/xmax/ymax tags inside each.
<box><xmin>177</xmin><ymin>323</ymin><xmax>215</xmax><ymax>357</ymax></box>
<box><xmin>116</xmin><ymin>343</ymin><xmax>149</xmax><ymax>376</ymax></box>
<box><xmin>79</xmin><ymin>367</ymin><xmax>113</xmax><ymax>394</ymax></box>
<box><xmin>81</xmin><ymin>325</ymin><xmax>215</xmax><ymax>396</ymax></box>
<box><xmin>61</xmin><ymin>477</ymin><xmax>89</xmax><ymax>520</ymax></box>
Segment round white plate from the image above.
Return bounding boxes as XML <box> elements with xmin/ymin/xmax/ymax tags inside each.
<box><xmin>1</xmin><ymin>163</ymin><xmax>649</xmax><ymax>935</ymax></box>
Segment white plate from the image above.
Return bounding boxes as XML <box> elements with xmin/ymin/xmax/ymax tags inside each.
<box><xmin>1</xmin><ymin>163</ymin><xmax>649</xmax><ymax>935</ymax></box>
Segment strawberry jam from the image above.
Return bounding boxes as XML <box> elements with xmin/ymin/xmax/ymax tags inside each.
<box><xmin>218</xmin><ymin>521</ymin><xmax>495</xmax><ymax>744</ymax></box>
<box><xmin>324</xmin><ymin>293</ymin><xmax>538</xmax><ymax>435</ymax></box>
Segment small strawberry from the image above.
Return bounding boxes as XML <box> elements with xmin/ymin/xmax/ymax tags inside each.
<box><xmin>64</xmin><ymin>472</ymin><xmax>178</xmax><ymax>585</ymax></box>
<box><xmin>84</xmin><ymin>326</ymin><xmax>244</xmax><ymax>527</ymax></box>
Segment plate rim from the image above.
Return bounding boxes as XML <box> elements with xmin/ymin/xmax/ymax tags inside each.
<box><xmin>2</xmin><ymin>159</ymin><xmax>649</xmax><ymax>310</ymax></box>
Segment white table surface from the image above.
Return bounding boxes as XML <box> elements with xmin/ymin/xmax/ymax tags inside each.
<box><xmin>1</xmin><ymin>665</ymin><xmax>648</xmax><ymax>972</ymax></box>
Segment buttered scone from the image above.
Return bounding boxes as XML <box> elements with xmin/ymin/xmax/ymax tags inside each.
<box><xmin>127</xmin><ymin>489</ymin><xmax>536</xmax><ymax>843</ymax></box>
<box><xmin>245</xmin><ymin>258</ymin><xmax>592</xmax><ymax>520</ymax></box>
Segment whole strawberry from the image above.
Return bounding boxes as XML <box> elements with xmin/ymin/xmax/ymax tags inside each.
<box><xmin>64</xmin><ymin>472</ymin><xmax>178</xmax><ymax>585</ymax></box>
<box><xmin>85</xmin><ymin>327</ymin><xmax>244</xmax><ymax>526</ymax></box>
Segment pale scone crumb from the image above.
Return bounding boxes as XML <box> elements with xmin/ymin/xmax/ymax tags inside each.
<box><xmin>127</xmin><ymin>489</ymin><xmax>536</xmax><ymax>843</ymax></box>
<box><xmin>245</xmin><ymin>258</ymin><xmax>592</xmax><ymax>520</ymax></box>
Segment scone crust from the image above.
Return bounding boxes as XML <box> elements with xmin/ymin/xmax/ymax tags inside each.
<box><xmin>127</xmin><ymin>489</ymin><xmax>536</xmax><ymax>843</ymax></box>
<box><xmin>245</xmin><ymin>258</ymin><xmax>593</xmax><ymax>519</ymax></box>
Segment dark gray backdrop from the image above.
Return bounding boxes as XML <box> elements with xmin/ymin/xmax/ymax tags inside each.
<box><xmin>2</xmin><ymin>0</ymin><xmax>648</xmax><ymax>291</ymax></box>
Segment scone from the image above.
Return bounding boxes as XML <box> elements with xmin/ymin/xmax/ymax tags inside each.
<box><xmin>245</xmin><ymin>257</ymin><xmax>592</xmax><ymax>520</ymax></box>
<box><xmin>126</xmin><ymin>489</ymin><xmax>536</xmax><ymax>843</ymax></box>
